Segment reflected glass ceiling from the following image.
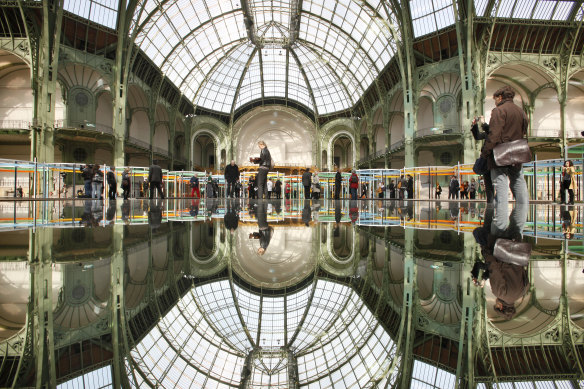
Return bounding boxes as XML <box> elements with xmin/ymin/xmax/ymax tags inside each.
<box><xmin>127</xmin><ymin>279</ymin><xmax>397</xmax><ymax>388</ymax></box>
<box><xmin>130</xmin><ymin>0</ymin><xmax>399</xmax><ymax>115</ymax></box>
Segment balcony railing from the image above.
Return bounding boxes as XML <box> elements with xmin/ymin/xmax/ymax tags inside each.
<box><xmin>153</xmin><ymin>146</ymin><xmax>169</xmax><ymax>156</ymax></box>
<box><xmin>126</xmin><ymin>136</ymin><xmax>150</xmax><ymax>150</ymax></box>
<box><xmin>415</xmin><ymin>127</ymin><xmax>461</xmax><ymax>138</ymax></box>
<box><xmin>0</xmin><ymin>120</ymin><xmax>32</xmax><ymax>130</ymax></box>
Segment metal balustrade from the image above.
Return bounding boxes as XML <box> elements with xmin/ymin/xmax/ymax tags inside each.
<box><xmin>0</xmin><ymin>120</ymin><xmax>32</xmax><ymax>130</ymax></box>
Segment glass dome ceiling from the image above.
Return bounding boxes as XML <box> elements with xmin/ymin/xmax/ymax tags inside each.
<box><xmin>130</xmin><ymin>0</ymin><xmax>400</xmax><ymax>116</ymax></box>
<box><xmin>126</xmin><ymin>279</ymin><xmax>399</xmax><ymax>388</ymax></box>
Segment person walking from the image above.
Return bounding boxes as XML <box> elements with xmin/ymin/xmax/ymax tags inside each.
<box><xmin>267</xmin><ymin>178</ymin><xmax>273</xmax><ymax>199</ymax></box>
<box><xmin>285</xmin><ymin>181</ymin><xmax>291</xmax><ymax>199</ymax></box>
<box><xmin>148</xmin><ymin>160</ymin><xmax>165</xmax><ymax>199</ymax></box>
<box><xmin>311</xmin><ymin>172</ymin><xmax>321</xmax><ymax>199</ymax></box>
<box><xmin>471</xmin><ymin>117</ymin><xmax>495</xmax><ymax>203</ymax></box>
<box><xmin>399</xmin><ymin>175</ymin><xmax>407</xmax><ymax>199</ymax></box>
<box><xmin>349</xmin><ymin>169</ymin><xmax>359</xmax><ymax>200</ymax></box>
<box><xmin>251</xmin><ymin>140</ymin><xmax>271</xmax><ymax>199</ymax></box>
<box><xmin>469</xmin><ymin>178</ymin><xmax>477</xmax><ymax>200</ymax></box>
<box><xmin>106</xmin><ymin>169</ymin><xmax>117</xmax><ymax>199</ymax></box>
<box><xmin>224</xmin><ymin>160</ymin><xmax>240</xmax><ymax>198</ymax></box>
<box><xmin>448</xmin><ymin>175</ymin><xmax>459</xmax><ymax>199</ymax></box>
<box><xmin>561</xmin><ymin>160</ymin><xmax>576</xmax><ymax>205</ymax></box>
<box><xmin>302</xmin><ymin>168</ymin><xmax>312</xmax><ymax>199</ymax></box>
<box><xmin>81</xmin><ymin>164</ymin><xmax>93</xmax><ymax>198</ymax></box>
<box><xmin>377</xmin><ymin>181</ymin><xmax>385</xmax><ymax>198</ymax></box>
<box><xmin>275</xmin><ymin>179</ymin><xmax>282</xmax><ymax>199</ymax></box>
<box><xmin>389</xmin><ymin>179</ymin><xmax>396</xmax><ymax>199</ymax></box>
<box><xmin>248</xmin><ymin>175</ymin><xmax>256</xmax><ymax>199</ymax></box>
<box><xmin>121</xmin><ymin>168</ymin><xmax>130</xmax><ymax>200</ymax></box>
<box><xmin>91</xmin><ymin>165</ymin><xmax>104</xmax><ymax>199</ymax></box>
<box><xmin>480</xmin><ymin>85</ymin><xmax>529</xmax><ymax>204</ymax></box>
<box><xmin>190</xmin><ymin>174</ymin><xmax>200</xmax><ymax>198</ymax></box>
<box><xmin>407</xmin><ymin>175</ymin><xmax>414</xmax><ymax>199</ymax></box>
<box><xmin>436</xmin><ymin>183</ymin><xmax>442</xmax><ymax>199</ymax></box>
<box><xmin>460</xmin><ymin>181</ymin><xmax>468</xmax><ymax>199</ymax></box>
<box><xmin>334</xmin><ymin>167</ymin><xmax>342</xmax><ymax>199</ymax></box>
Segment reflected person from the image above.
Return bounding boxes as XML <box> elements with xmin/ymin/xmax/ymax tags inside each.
<box><xmin>472</xmin><ymin>202</ymin><xmax>530</xmax><ymax>320</ymax></box>
<box><xmin>224</xmin><ymin>198</ymin><xmax>240</xmax><ymax>234</ymax></box>
<box><xmin>250</xmin><ymin>201</ymin><xmax>274</xmax><ymax>255</ymax></box>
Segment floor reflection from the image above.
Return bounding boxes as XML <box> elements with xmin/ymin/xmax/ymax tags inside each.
<box><xmin>0</xmin><ymin>199</ymin><xmax>582</xmax><ymax>387</ymax></box>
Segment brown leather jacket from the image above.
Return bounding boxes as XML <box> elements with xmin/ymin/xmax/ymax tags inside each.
<box><xmin>481</xmin><ymin>99</ymin><xmax>528</xmax><ymax>167</ymax></box>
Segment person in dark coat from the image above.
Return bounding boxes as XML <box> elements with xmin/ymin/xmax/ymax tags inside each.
<box><xmin>448</xmin><ymin>176</ymin><xmax>459</xmax><ymax>199</ymax></box>
<box><xmin>251</xmin><ymin>140</ymin><xmax>271</xmax><ymax>199</ymax></box>
<box><xmin>471</xmin><ymin>117</ymin><xmax>494</xmax><ymax>203</ymax></box>
<box><xmin>388</xmin><ymin>179</ymin><xmax>396</xmax><ymax>199</ymax></box>
<box><xmin>121</xmin><ymin>168</ymin><xmax>130</xmax><ymax>200</ymax></box>
<box><xmin>248</xmin><ymin>175</ymin><xmax>256</xmax><ymax>199</ymax></box>
<box><xmin>480</xmin><ymin>85</ymin><xmax>529</xmax><ymax>204</ymax></box>
<box><xmin>106</xmin><ymin>169</ymin><xmax>117</xmax><ymax>199</ymax></box>
<box><xmin>274</xmin><ymin>179</ymin><xmax>282</xmax><ymax>199</ymax></box>
<box><xmin>224</xmin><ymin>160</ymin><xmax>240</xmax><ymax>198</ymax></box>
<box><xmin>334</xmin><ymin>167</ymin><xmax>342</xmax><ymax>199</ymax></box>
<box><xmin>148</xmin><ymin>160</ymin><xmax>164</xmax><ymax>199</ymax></box>
<box><xmin>406</xmin><ymin>175</ymin><xmax>414</xmax><ymax>199</ymax></box>
<box><xmin>302</xmin><ymin>168</ymin><xmax>312</xmax><ymax>199</ymax></box>
<box><xmin>472</xmin><ymin>202</ymin><xmax>530</xmax><ymax>320</ymax></box>
<box><xmin>81</xmin><ymin>164</ymin><xmax>93</xmax><ymax>197</ymax></box>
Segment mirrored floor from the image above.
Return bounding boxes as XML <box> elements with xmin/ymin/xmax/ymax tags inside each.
<box><xmin>0</xmin><ymin>199</ymin><xmax>582</xmax><ymax>388</ymax></box>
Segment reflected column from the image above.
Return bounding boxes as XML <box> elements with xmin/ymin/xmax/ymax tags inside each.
<box><xmin>31</xmin><ymin>228</ymin><xmax>57</xmax><ymax>388</ymax></box>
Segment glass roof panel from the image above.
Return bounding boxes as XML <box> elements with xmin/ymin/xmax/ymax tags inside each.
<box><xmin>474</xmin><ymin>0</ymin><xmax>489</xmax><ymax>17</ymax></box>
<box><xmin>262</xmin><ymin>45</ymin><xmax>288</xmax><ymax>100</ymax></box>
<box><xmin>293</xmin><ymin>45</ymin><xmax>353</xmax><ymax>115</ymax></box>
<box><xmin>410</xmin><ymin>0</ymin><xmax>455</xmax><ymax>38</ymax></box>
<box><xmin>57</xmin><ymin>365</ymin><xmax>112</xmax><ymax>389</ymax></box>
<box><xmin>195</xmin><ymin>43</ymin><xmax>253</xmax><ymax>112</ymax></box>
<box><xmin>485</xmin><ymin>0</ymin><xmax>577</xmax><ymax>20</ymax></box>
<box><xmin>63</xmin><ymin>0</ymin><xmax>118</xmax><ymax>30</ymax></box>
<box><xmin>412</xmin><ymin>360</ymin><xmax>456</xmax><ymax>388</ymax></box>
<box><xmin>234</xmin><ymin>50</ymin><xmax>262</xmax><ymax>110</ymax></box>
<box><xmin>130</xmin><ymin>0</ymin><xmax>399</xmax><ymax>116</ymax></box>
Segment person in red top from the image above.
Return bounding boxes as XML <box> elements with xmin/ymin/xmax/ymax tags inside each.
<box><xmin>349</xmin><ymin>169</ymin><xmax>359</xmax><ymax>200</ymax></box>
<box><xmin>285</xmin><ymin>181</ymin><xmax>291</xmax><ymax>199</ymax></box>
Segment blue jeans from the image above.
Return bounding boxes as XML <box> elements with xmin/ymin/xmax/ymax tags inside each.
<box><xmin>84</xmin><ymin>179</ymin><xmax>92</xmax><ymax>197</ymax></box>
<box><xmin>350</xmin><ymin>187</ymin><xmax>358</xmax><ymax>200</ymax></box>
<box><xmin>92</xmin><ymin>182</ymin><xmax>102</xmax><ymax>199</ymax></box>
<box><xmin>492</xmin><ymin>165</ymin><xmax>528</xmax><ymax>216</ymax></box>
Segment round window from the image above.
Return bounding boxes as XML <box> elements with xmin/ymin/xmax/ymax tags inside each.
<box><xmin>75</xmin><ymin>91</ymin><xmax>89</xmax><ymax>106</ymax></box>
<box><xmin>73</xmin><ymin>148</ymin><xmax>87</xmax><ymax>162</ymax></box>
<box><xmin>440</xmin><ymin>152</ymin><xmax>452</xmax><ymax>165</ymax></box>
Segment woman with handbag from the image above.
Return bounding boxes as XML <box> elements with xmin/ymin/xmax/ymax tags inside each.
<box><xmin>560</xmin><ymin>160</ymin><xmax>575</xmax><ymax>205</ymax></box>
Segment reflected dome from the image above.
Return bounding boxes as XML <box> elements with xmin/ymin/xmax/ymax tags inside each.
<box><xmin>232</xmin><ymin>225</ymin><xmax>315</xmax><ymax>288</ymax></box>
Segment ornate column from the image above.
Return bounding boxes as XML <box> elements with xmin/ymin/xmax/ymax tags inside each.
<box><xmin>30</xmin><ymin>0</ymin><xmax>64</xmax><ymax>163</ymax></box>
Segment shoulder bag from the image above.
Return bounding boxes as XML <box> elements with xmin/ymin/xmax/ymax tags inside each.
<box><xmin>493</xmin><ymin>239</ymin><xmax>531</xmax><ymax>267</ymax></box>
<box><xmin>493</xmin><ymin>138</ymin><xmax>531</xmax><ymax>167</ymax></box>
